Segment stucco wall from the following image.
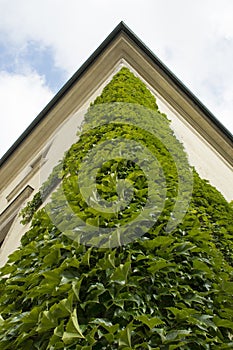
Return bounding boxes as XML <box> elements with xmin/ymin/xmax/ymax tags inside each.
<box><xmin>156</xmin><ymin>94</ymin><xmax>233</xmax><ymax>202</ymax></box>
<box><xmin>0</xmin><ymin>64</ymin><xmax>232</xmax><ymax>266</ymax></box>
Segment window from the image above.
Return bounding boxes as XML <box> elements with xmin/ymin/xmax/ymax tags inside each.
<box><xmin>0</xmin><ymin>185</ymin><xmax>34</xmax><ymax>247</ymax></box>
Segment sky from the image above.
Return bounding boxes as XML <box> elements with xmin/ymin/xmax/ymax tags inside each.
<box><xmin>0</xmin><ymin>0</ymin><xmax>233</xmax><ymax>158</ymax></box>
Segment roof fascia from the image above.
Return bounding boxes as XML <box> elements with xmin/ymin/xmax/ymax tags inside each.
<box><xmin>0</xmin><ymin>21</ymin><xmax>232</xmax><ymax>169</ymax></box>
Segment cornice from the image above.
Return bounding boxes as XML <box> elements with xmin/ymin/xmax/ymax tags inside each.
<box><xmin>0</xmin><ymin>22</ymin><xmax>232</xmax><ymax>191</ymax></box>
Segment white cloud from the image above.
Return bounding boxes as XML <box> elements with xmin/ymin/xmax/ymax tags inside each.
<box><xmin>0</xmin><ymin>71</ymin><xmax>53</xmax><ymax>157</ymax></box>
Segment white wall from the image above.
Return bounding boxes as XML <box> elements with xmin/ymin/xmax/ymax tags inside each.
<box><xmin>155</xmin><ymin>94</ymin><xmax>233</xmax><ymax>202</ymax></box>
<box><xmin>0</xmin><ymin>63</ymin><xmax>232</xmax><ymax>267</ymax></box>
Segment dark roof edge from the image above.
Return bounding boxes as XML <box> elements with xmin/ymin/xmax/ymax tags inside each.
<box><xmin>121</xmin><ymin>22</ymin><xmax>233</xmax><ymax>144</ymax></box>
<box><xmin>0</xmin><ymin>21</ymin><xmax>232</xmax><ymax>167</ymax></box>
<box><xmin>0</xmin><ymin>22</ymin><xmax>126</xmax><ymax>167</ymax></box>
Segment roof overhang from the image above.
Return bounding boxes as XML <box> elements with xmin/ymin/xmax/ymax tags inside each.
<box><xmin>0</xmin><ymin>22</ymin><xmax>232</xmax><ymax>191</ymax></box>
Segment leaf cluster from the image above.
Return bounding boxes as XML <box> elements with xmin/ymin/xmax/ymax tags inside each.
<box><xmin>1</xmin><ymin>68</ymin><xmax>233</xmax><ymax>349</ymax></box>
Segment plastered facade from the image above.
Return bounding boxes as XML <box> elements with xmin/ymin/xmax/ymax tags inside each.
<box><xmin>0</xmin><ymin>30</ymin><xmax>232</xmax><ymax>266</ymax></box>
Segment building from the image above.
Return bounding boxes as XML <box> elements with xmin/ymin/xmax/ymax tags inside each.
<box><xmin>1</xmin><ymin>22</ymin><xmax>233</xmax><ymax>349</ymax></box>
<box><xmin>0</xmin><ymin>21</ymin><xmax>232</xmax><ymax>266</ymax></box>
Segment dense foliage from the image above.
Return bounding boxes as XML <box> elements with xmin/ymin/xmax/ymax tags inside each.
<box><xmin>0</xmin><ymin>68</ymin><xmax>233</xmax><ymax>349</ymax></box>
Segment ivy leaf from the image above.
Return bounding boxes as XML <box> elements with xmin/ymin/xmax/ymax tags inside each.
<box><xmin>136</xmin><ymin>315</ymin><xmax>165</xmax><ymax>329</ymax></box>
<box><xmin>36</xmin><ymin>310</ymin><xmax>58</xmax><ymax>333</ymax></box>
<box><xmin>141</xmin><ymin>236</ymin><xmax>174</xmax><ymax>250</ymax></box>
<box><xmin>110</xmin><ymin>261</ymin><xmax>131</xmax><ymax>284</ymax></box>
<box><xmin>72</xmin><ymin>278</ymin><xmax>83</xmax><ymax>301</ymax></box>
<box><xmin>118</xmin><ymin>323</ymin><xmax>133</xmax><ymax>347</ymax></box>
<box><xmin>43</xmin><ymin>248</ymin><xmax>60</xmax><ymax>265</ymax></box>
<box><xmin>213</xmin><ymin>316</ymin><xmax>233</xmax><ymax>329</ymax></box>
<box><xmin>164</xmin><ymin>329</ymin><xmax>191</xmax><ymax>343</ymax></box>
<box><xmin>62</xmin><ymin>331</ymin><xmax>83</xmax><ymax>344</ymax></box>
<box><xmin>147</xmin><ymin>258</ymin><xmax>175</xmax><ymax>273</ymax></box>
<box><xmin>0</xmin><ymin>315</ymin><xmax>4</xmax><ymax>325</ymax></box>
<box><xmin>64</xmin><ymin>308</ymin><xmax>85</xmax><ymax>340</ymax></box>
<box><xmin>21</xmin><ymin>306</ymin><xmax>42</xmax><ymax>325</ymax></box>
<box><xmin>193</xmin><ymin>258</ymin><xmax>214</xmax><ymax>277</ymax></box>
<box><xmin>91</xmin><ymin>318</ymin><xmax>119</xmax><ymax>333</ymax></box>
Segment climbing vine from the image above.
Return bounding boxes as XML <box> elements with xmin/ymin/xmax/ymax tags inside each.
<box><xmin>0</xmin><ymin>68</ymin><xmax>233</xmax><ymax>349</ymax></box>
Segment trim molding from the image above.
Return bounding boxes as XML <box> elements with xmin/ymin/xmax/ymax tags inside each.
<box><xmin>0</xmin><ymin>22</ymin><xmax>232</xmax><ymax>192</ymax></box>
<box><xmin>0</xmin><ymin>185</ymin><xmax>34</xmax><ymax>244</ymax></box>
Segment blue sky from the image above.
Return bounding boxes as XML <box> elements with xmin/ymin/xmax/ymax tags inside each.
<box><xmin>0</xmin><ymin>0</ymin><xmax>233</xmax><ymax>158</ymax></box>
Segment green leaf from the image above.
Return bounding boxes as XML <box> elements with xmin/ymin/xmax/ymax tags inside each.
<box><xmin>136</xmin><ymin>315</ymin><xmax>165</xmax><ymax>329</ymax></box>
<box><xmin>21</xmin><ymin>307</ymin><xmax>42</xmax><ymax>325</ymax></box>
<box><xmin>65</xmin><ymin>308</ymin><xmax>84</xmax><ymax>339</ymax></box>
<box><xmin>110</xmin><ymin>261</ymin><xmax>131</xmax><ymax>284</ymax></box>
<box><xmin>91</xmin><ymin>318</ymin><xmax>119</xmax><ymax>333</ymax></box>
<box><xmin>147</xmin><ymin>258</ymin><xmax>175</xmax><ymax>273</ymax></box>
<box><xmin>62</xmin><ymin>332</ymin><xmax>83</xmax><ymax>343</ymax></box>
<box><xmin>221</xmin><ymin>281</ymin><xmax>233</xmax><ymax>294</ymax></box>
<box><xmin>49</xmin><ymin>297</ymin><xmax>72</xmax><ymax>319</ymax></box>
<box><xmin>193</xmin><ymin>258</ymin><xmax>214</xmax><ymax>277</ymax></box>
<box><xmin>118</xmin><ymin>323</ymin><xmax>132</xmax><ymax>347</ymax></box>
<box><xmin>165</xmin><ymin>329</ymin><xmax>191</xmax><ymax>343</ymax></box>
<box><xmin>37</xmin><ymin>310</ymin><xmax>58</xmax><ymax>333</ymax></box>
<box><xmin>166</xmin><ymin>307</ymin><xmax>197</xmax><ymax>321</ymax></box>
<box><xmin>43</xmin><ymin>248</ymin><xmax>60</xmax><ymax>265</ymax></box>
<box><xmin>72</xmin><ymin>278</ymin><xmax>83</xmax><ymax>301</ymax></box>
<box><xmin>141</xmin><ymin>236</ymin><xmax>174</xmax><ymax>250</ymax></box>
<box><xmin>213</xmin><ymin>317</ymin><xmax>233</xmax><ymax>329</ymax></box>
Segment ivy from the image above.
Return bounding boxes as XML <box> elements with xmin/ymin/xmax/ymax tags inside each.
<box><xmin>20</xmin><ymin>162</ymin><xmax>63</xmax><ymax>224</ymax></box>
<box><xmin>0</xmin><ymin>67</ymin><xmax>233</xmax><ymax>349</ymax></box>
